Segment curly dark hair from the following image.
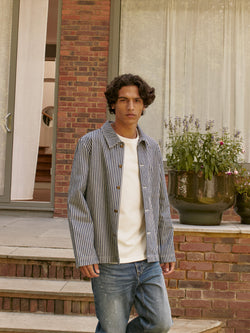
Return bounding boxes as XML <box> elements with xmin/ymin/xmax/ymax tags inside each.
<box><xmin>104</xmin><ymin>73</ymin><xmax>156</xmax><ymax>114</ymax></box>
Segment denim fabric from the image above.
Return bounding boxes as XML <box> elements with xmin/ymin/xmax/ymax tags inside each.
<box><xmin>91</xmin><ymin>261</ymin><xmax>173</xmax><ymax>333</ymax></box>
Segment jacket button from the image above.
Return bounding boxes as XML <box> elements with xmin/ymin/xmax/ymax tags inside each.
<box><xmin>120</xmin><ymin>143</ymin><xmax>124</xmax><ymax>148</ymax></box>
<box><xmin>116</xmin><ymin>186</ymin><xmax>120</xmax><ymax>189</ymax></box>
<box><xmin>114</xmin><ymin>209</ymin><xmax>118</xmax><ymax>213</ymax></box>
<box><xmin>118</xmin><ymin>164</ymin><xmax>122</xmax><ymax>168</ymax></box>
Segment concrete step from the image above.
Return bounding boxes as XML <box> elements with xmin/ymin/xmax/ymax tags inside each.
<box><xmin>0</xmin><ymin>312</ymin><xmax>223</xmax><ymax>333</ymax></box>
<box><xmin>0</xmin><ymin>277</ymin><xmax>94</xmax><ymax>315</ymax></box>
<box><xmin>0</xmin><ymin>246</ymin><xmax>83</xmax><ymax>281</ymax></box>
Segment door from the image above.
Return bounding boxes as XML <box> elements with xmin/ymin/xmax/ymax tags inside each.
<box><xmin>0</xmin><ymin>0</ymin><xmax>17</xmax><ymax>202</ymax></box>
<box><xmin>0</xmin><ymin>0</ymin><xmax>59</xmax><ymax>207</ymax></box>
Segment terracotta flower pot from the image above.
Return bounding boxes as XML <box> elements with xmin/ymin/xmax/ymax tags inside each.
<box><xmin>167</xmin><ymin>170</ymin><xmax>235</xmax><ymax>226</ymax></box>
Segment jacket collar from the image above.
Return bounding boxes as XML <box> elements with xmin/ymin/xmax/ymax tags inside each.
<box><xmin>101</xmin><ymin>121</ymin><xmax>149</xmax><ymax>148</ymax></box>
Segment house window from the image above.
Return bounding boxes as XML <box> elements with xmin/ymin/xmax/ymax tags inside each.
<box><xmin>119</xmin><ymin>0</ymin><xmax>250</xmax><ymax>161</ymax></box>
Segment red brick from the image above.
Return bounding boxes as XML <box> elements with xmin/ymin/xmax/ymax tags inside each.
<box><xmin>175</xmin><ymin>252</ymin><xmax>186</xmax><ymax>260</ymax></box>
<box><xmin>55</xmin><ymin>300</ymin><xmax>64</xmax><ymax>314</ymax></box>
<box><xmin>3</xmin><ymin>298</ymin><xmax>11</xmax><ymax>310</ymax></box>
<box><xmin>47</xmin><ymin>300</ymin><xmax>55</xmax><ymax>313</ymax></box>
<box><xmin>56</xmin><ymin>266</ymin><xmax>64</xmax><ymax>279</ymax></box>
<box><xmin>16</xmin><ymin>264</ymin><xmax>24</xmax><ymax>277</ymax></box>
<box><xmin>236</xmin><ymin>291</ymin><xmax>250</xmax><ymax>300</ymax></box>
<box><xmin>203</xmin><ymin>237</ymin><xmax>235</xmax><ymax>244</ymax></box>
<box><xmin>179</xmin><ymin>243</ymin><xmax>213</xmax><ymax>252</ymax></box>
<box><xmin>168</xmin><ymin>289</ymin><xmax>185</xmax><ymax>298</ymax></box>
<box><xmin>213</xmin><ymin>299</ymin><xmax>229</xmax><ymax>309</ymax></box>
<box><xmin>179</xmin><ymin>261</ymin><xmax>212</xmax><ymax>271</ymax></box>
<box><xmin>186</xmin><ymin>252</ymin><xmax>204</xmax><ymax>261</ymax></box>
<box><xmin>64</xmin><ymin>300</ymin><xmax>72</xmax><ymax>314</ymax></box>
<box><xmin>179</xmin><ymin>280</ymin><xmax>211</xmax><ymax>289</ymax></box>
<box><xmin>186</xmin><ymin>290</ymin><xmax>202</xmax><ymax>299</ymax></box>
<box><xmin>214</xmin><ymin>263</ymin><xmax>231</xmax><ymax>272</ymax></box>
<box><xmin>12</xmin><ymin>298</ymin><xmax>21</xmax><ymax>311</ymax></box>
<box><xmin>168</xmin><ymin>279</ymin><xmax>177</xmax><ymax>288</ymax></box>
<box><xmin>187</xmin><ymin>271</ymin><xmax>204</xmax><ymax>280</ymax></box>
<box><xmin>185</xmin><ymin>236</ymin><xmax>204</xmax><ymax>243</ymax></box>
<box><xmin>203</xmin><ymin>309</ymin><xmax>234</xmax><ymax>319</ymax></box>
<box><xmin>40</xmin><ymin>264</ymin><xmax>48</xmax><ymax>278</ymax></box>
<box><xmin>65</xmin><ymin>267</ymin><xmax>73</xmax><ymax>279</ymax></box>
<box><xmin>49</xmin><ymin>265</ymin><xmax>56</xmax><ymax>278</ymax></box>
<box><xmin>236</xmin><ymin>311</ymin><xmax>250</xmax><ymax>319</ymax></box>
<box><xmin>185</xmin><ymin>308</ymin><xmax>202</xmax><ymax>317</ymax></box>
<box><xmin>203</xmin><ymin>290</ymin><xmax>235</xmax><ymax>299</ymax></box>
<box><xmin>24</xmin><ymin>265</ymin><xmax>32</xmax><ymax>277</ymax></box>
<box><xmin>212</xmin><ymin>281</ymin><xmax>229</xmax><ymax>290</ymax></box>
<box><xmin>38</xmin><ymin>300</ymin><xmax>46</xmax><ymax>312</ymax></box>
<box><xmin>232</xmin><ymin>245</ymin><xmax>250</xmax><ymax>253</ymax></box>
<box><xmin>230</xmin><ymin>301</ymin><xmax>250</xmax><ymax>311</ymax></box>
<box><xmin>215</xmin><ymin>244</ymin><xmax>232</xmax><ymax>253</ymax></box>
<box><xmin>80</xmin><ymin>302</ymin><xmax>89</xmax><ymax>315</ymax></box>
<box><xmin>174</xmin><ymin>235</ymin><xmax>185</xmax><ymax>242</ymax></box>
<box><xmin>171</xmin><ymin>307</ymin><xmax>185</xmax><ymax>317</ymax></box>
<box><xmin>21</xmin><ymin>299</ymin><xmax>29</xmax><ymax>312</ymax></box>
<box><xmin>30</xmin><ymin>299</ymin><xmax>38</xmax><ymax>313</ymax></box>
<box><xmin>206</xmin><ymin>272</ymin><xmax>238</xmax><ymax>281</ymax></box>
<box><xmin>181</xmin><ymin>299</ymin><xmax>211</xmax><ymax>309</ymax></box>
<box><xmin>229</xmin><ymin>282</ymin><xmax>250</xmax><ymax>290</ymax></box>
<box><xmin>167</xmin><ymin>270</ymin><xmax>185</xmax><ymax>280</ymax></box>
<box><xmin>89</xmin><ymin>302</ymin><xmax>96</xmax><ymax>315</ymax></box>
<box><xmin>227</xmin><ymin>319</ymin><xmax>250</xmax><ymax>329</ymax></box>
<box><xmin>32</xmin><ymin>265</ymin><xmax>41</xmax><ymax>278</ymax></box>
<box><xmin>72</xmin><ymin>301</ymin><xmax>81</xmax><ymax>314</ymax></box>
<box><xmin>205</xmin><ymin>253</ymin><xmax>238</xmax><ymax>263</ymax></box>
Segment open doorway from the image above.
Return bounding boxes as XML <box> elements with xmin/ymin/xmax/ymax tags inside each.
<box><xmin>33</xmin><ymin>0</ymin><xmax>58</xmax><ymax>202</ymax></box>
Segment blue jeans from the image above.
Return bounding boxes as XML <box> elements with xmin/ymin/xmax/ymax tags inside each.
<box><xmin>91</xmin><ymin>260</ymin><xmax>173</xmax><ymax>333</ymax></box>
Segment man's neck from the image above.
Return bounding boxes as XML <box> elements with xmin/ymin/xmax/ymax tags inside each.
<box><xmin>111</xmin><ymin>123</ymin><xmax>138</xmax><ymax>139</ymax></box>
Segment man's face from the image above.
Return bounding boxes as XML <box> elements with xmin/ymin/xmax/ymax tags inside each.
<box><xmin>112</xmin><ymin>85</ymin><xmax>145</xmax><ymax>128</ymax></box>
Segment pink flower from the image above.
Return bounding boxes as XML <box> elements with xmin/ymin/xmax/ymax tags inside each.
<box><xmin>234</xmin><ymin>170</ymin><xmax>239</xmax><ymax>175</ymax></box>
<box><xmin>220</xmin><ymin>141</ymin><xmax>224</xmax><ymax>145</ymax></box>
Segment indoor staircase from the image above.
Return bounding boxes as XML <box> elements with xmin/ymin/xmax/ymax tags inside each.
<box><xmin>35</xmin><ymin>147</ymin><xmax>52</xmax><ymax>183</ymax></box>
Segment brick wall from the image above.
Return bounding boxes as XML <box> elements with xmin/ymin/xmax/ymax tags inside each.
<box><xmin>54</xmin><ymin>0</ymin><xmax>110</xmax><ymax>216</ymax></box>
<box><xmin>167</xmin><ymin>231</ymin><xmax>250</xmax><ymax>333</ymax></box>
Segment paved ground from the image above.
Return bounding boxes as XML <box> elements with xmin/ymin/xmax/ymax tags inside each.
<box><xmin>0</xmin><ymin>214</ymin><xmax>248</xmax><ymax>253</ymax></box>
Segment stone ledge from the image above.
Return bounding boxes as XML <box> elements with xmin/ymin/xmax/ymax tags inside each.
<box><xmin>0</xmin><ymin>312</ymin><xmax>223</xmax><ymax>333</ymax></box>
<box><xmin>0</xmin><ymin>276</ymin><xmax>92</xmax><ymax>298</ymax></box>
<box><xmin>173</xmin><ymin>220</ymin><xmax>250</xmax><ymax>235</ymax></box>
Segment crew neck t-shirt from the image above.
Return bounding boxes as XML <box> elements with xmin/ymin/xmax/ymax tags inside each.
<box><xmin>116</xmin><ymin>133</ymin><xmax>147</xmax><ymax>263</ymax></box>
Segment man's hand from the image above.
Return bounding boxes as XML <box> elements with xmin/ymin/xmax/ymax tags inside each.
<box><xmin>160</xmin><ymin>262</ymin><xmax>175</xmax><ymax>277</ymax></box>
<box><xmin>80</xmin><ymin>264</ymin><xmax>100</xmax><ymax>278</ymax></box>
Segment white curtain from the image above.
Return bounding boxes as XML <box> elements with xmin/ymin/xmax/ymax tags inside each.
<box><xmin>11</xmin><ymin>0</ymin><xmax>49</xmax><ymax>200</ymax></box>
<box><xmin>0</xmin><ymin>0</ymin><xmax>13</xmax><ymax>195</ymax></box>
<box><xmin>120</xmin><ymin>0</ymin><xmax>250</xmax><ymax>161</ymax></box>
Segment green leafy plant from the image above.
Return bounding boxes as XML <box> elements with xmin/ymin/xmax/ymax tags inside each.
<box><xmin>165</xmin><ymin>115</ymin><xmax>244</xmax><ymax>180</ymax></box>
<box><xmin>234</xmin><ymin>168</ymin><xmax>250</xmax><ymax>197</ymax></box>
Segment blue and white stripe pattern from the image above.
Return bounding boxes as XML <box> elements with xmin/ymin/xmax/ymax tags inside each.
<box><xmin>67</xmin><ymin>121</ymin><xmax>176</xmax><ymax>267</ymax></box>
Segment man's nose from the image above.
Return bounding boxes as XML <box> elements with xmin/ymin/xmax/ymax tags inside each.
<box><xmin>128</xmin><ymin>100</ymin><xmax>134</xmax><ymax>110</ymax></box>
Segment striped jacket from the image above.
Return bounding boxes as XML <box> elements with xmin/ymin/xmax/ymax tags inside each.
<box><xmin>67</xmin><ymin>121</ymin><xmax>176</xmax><ymax>267</ymax></box>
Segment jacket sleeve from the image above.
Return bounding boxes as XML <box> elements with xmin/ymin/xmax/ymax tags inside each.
<box><xmin>157</xmin><ymin>148</ymin><xmax>176</xmax><ymax>263</ymax></box>
<box><xmin>67</xmin><ymin>138</ymin><xmax>99</xmax><ymax>267</ymax></box>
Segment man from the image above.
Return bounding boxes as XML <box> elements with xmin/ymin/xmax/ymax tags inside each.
<box><xmin>68</xmin><ymin>73</ymin><xmax>176</xmax><ymax>333</ymax></box>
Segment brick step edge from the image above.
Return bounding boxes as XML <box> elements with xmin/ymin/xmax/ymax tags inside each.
<box><xmin>0</xmin><ymin>312</ymin><xmax>223</xmax><ymax>333</ymax></box>
<box><xmin>0</xmin><ymin>277</ymin><xmax>95</xmax><ymax>316</ymax></box>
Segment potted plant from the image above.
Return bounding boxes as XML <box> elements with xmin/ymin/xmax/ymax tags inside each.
<box><xmin>165</xmin><ymin>115</ymin><xmax>243</xmax><ymax>225</ymax></box>
<box><xmin>234</xmin><ymin>168</ymin><xmax>250</xmax><ymax>224</ymax></box>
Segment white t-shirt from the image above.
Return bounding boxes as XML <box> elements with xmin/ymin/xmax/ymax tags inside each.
<box><xmin>117</xmin><ymin>133</ymin><xmax>147</xmax><ymax>263</ymax></box>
